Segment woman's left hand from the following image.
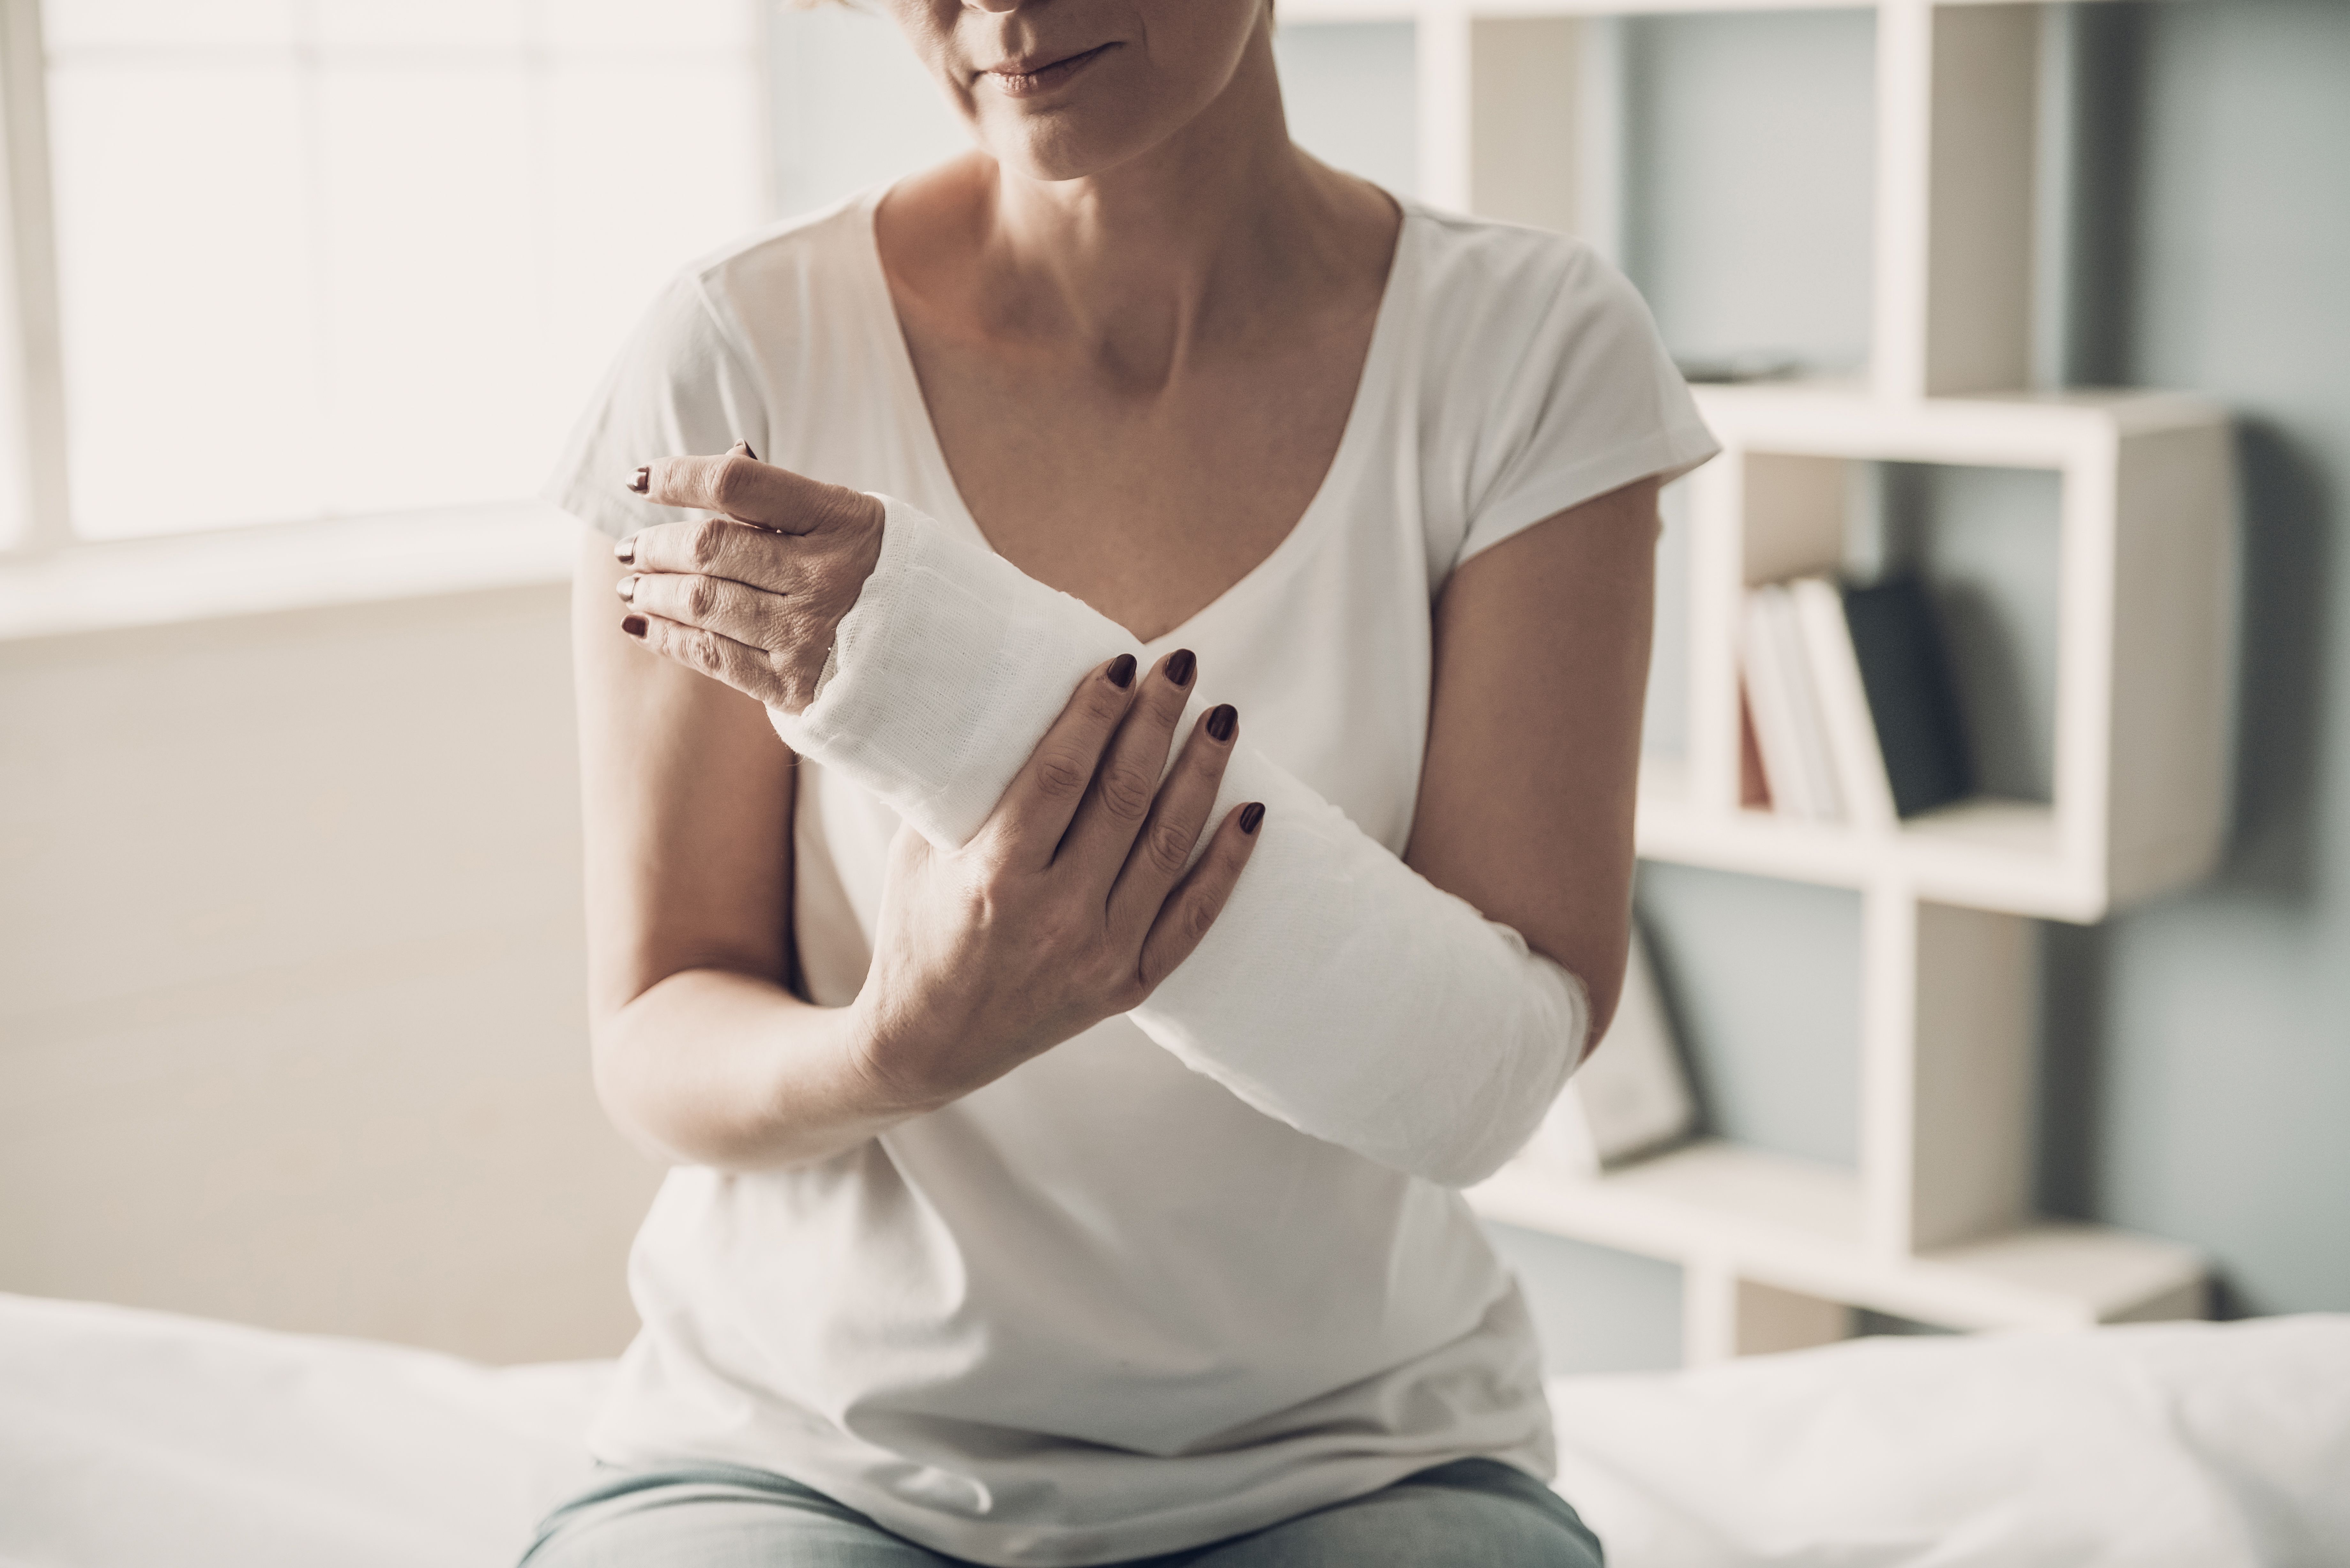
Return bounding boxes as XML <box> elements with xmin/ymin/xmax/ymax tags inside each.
<box><xmin>613</xmin><ymin>444</ymin><xmax>886</xmax><ymax>713</ymax></box>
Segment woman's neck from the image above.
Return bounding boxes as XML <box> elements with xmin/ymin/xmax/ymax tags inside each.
<box><xmin>882</xmin><ymin>25</ymin><xmax>1395</xmax><ymax>389</ymax></box>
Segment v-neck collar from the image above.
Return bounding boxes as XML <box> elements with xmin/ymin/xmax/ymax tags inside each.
<box><xmin>853</xmin><ymin>182</ymin><xmax>1419</xmax><ymax>652</ymax></box>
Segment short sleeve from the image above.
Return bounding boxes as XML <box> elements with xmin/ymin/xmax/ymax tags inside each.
<box><xmin>1448</xmin><ymin>239</ymin><xmax>1718</xmax><ymax>572</ymax></box>
<box><xmin>541</xmin><ymin>271</ymin><xmax>769</xmax><ymax>539</ymax></box>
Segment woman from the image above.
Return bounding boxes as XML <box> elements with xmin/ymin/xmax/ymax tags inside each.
<box><xmin>533</xmin><ymin>0</ymin><xmax>1714</xmax><ymax>1561</ymax></box>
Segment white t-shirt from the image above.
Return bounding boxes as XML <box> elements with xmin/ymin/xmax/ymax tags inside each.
<box><xmin>546</xmin><ymin>185</ymin><xmax>1716</xmax><ymax>1567</ymax></box>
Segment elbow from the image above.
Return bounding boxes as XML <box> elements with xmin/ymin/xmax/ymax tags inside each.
<box><xmin>1547</xmin><ymin>939</ymin><xmax>1624</xmax><ymax>1066</ymax></box>
<box><xmin>589</xmin><ymin>982</ymin><xmax>892</xmax><ymax>1175</ymax></box>
<box><xmin>588</xmin><ymin>993</ymin><xmax>761</xmax><ymax>1171</ymax></box>
<box><xmin>589</xmin><ymin>1024</ymin><xmax>698</xmax><ymax>1169</ymax></box>
<box><xmin>1579</xmin><ymin>971</ymin><xmax>1623</xmax><ymax>1060</ymax></box>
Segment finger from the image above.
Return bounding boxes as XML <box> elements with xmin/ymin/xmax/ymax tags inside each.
<box><xmin>633</xmin><ymin>450</ymin><xmax>877</xmax><ymax>537</ymax></box>
<box><xmin>977</xmin><ymin>654</ymin><xmax>1141</xmax><ymax>869</ymax></box>
<box><xmin>1056</xmin><ymin>650</ymin><xmax>1200</xmax><ymax>895</ymax></box>
<box><xmin>1108</xmin><ymin>697</ymin><xmax>1238</xmax><ymax>935</ymax></box>
<box><xmin>618</xmin><ymin>609</ymin><xmax>785</xmax><ymax>707</ymax></box>
<box><xmin>619</xmin><ymin>569</ymin><xmax>785</xmax><ymax>650</ymax></box>
<box><xmin>1136</xmin><ymin>800</ymin><xmax>1266</xmax><ymax>991</ymax></box>
<box><xmin>619</xmin><ymin>515</ymin><xmax>798</xmax><ymax>592</ymax></box>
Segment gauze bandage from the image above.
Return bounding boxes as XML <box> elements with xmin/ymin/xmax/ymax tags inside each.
<box><xmin>771</xmin><ymin>497</ymin><xmax>1589</xmax><ymax>1187</ymax></box>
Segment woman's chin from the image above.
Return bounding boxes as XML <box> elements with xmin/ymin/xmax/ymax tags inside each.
<box><xmin>968</xmin><ymin>85</ymin><xmax>1187</xmax><ymax>185</ymax></box>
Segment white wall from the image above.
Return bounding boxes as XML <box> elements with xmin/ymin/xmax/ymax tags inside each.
<box><xmin>0</xmin><ymin>577</ymin><xmax>661</xmax><ymax>1364</ymax></box>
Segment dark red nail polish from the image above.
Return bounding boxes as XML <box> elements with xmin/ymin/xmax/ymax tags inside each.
<box><xmin>740</xmin><ymin>440</ymin><xmax>757</xmax><ymax>461</ymax></box>
<box><xmin>621</xmin><ymin>615</ymin><xmax>648</xmax><ymax>637</ymax></box>
<box><xmin>615</xmin><ymin>537</ymin><xmax>635</xmax><ymax>564</ymax></box>
<box><xmin>1166</xmin><ymin>648</ymin><xmax>1196</xmax><ymax>687</ymax></box>
<box><xmin>1239</xmin><ymin>802</ymin><xmax>1266</xmax><ymax>835</ymax></box>
<box><xmin>1206</xmin><ymin>704</ymin><xmax>1237</xmax><ymax>743</ymax></box>
<box><xmin>627</xmin><ymin>465</ymin><xmax>649</xmax><ymax>494</ymax></box>
<box><xmin>1107</xmin><ymin>654</ymin><xmax>1137</xmax><ymax>689</ymax></box>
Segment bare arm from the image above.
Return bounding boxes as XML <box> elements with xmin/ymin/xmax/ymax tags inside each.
<box><xmin>1407</xmin><ymin>476</ymin><xmax>1659</xmax><ymax>1049</ymax></box>
<box><xmin>573</xmin><ymin>528</ymin><xmax>898</xmax><ymax>1169</ymax></box>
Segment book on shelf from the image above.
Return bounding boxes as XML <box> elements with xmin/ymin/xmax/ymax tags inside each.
<box><xmin>1740</xmin><ymin>583</ymin><xmax>1844</xmax><ymax>821</ymax></box>
<box><xmin>1525</xmin><ymin>929</ymin><xmax>1696</xmax><ymax>1179</ymax></box>
<box><xmin>1838</xmin><ymin>578</ymin><xmax>1975</xmax><ymax>818</ymax></box>
<box><xmin>1788</xmin><ymin>577</ymin><xmax>1898</xmax><ymax>831</ymax></box>
<box><xmin>1741</xmin><ymin>575</ymin><xmax>1975</xmax><ymax>825</ymax></box>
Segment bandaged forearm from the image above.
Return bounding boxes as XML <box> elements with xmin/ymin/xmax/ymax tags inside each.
<box><xmin>771</xmin><ymin>498</ymin><xmax>1589</xmax><ymax>1186</ymax></box>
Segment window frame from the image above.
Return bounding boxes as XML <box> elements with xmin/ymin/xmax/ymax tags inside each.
<box><xmin>0</xmin><ymin>0</ymin><xmax>70</xmax><ymax>554</ymax></box>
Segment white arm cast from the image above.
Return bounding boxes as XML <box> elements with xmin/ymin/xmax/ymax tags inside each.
<box><xmin>772</xmin><ymin>498</ymin><xmax>1588</xmax><ymax>1187</ymax></box>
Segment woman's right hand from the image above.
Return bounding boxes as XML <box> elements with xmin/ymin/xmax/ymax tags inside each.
<box><xmin>846</xmin><ymin>650</ymin><xmax>1265</xmax><ymax>1112</ymax></box>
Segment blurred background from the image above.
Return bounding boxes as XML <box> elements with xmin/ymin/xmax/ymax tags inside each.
<box><xmin>0</xmin><ymin>0</ymin><xmax>2342</xmax><ymax>1369</ymax></box>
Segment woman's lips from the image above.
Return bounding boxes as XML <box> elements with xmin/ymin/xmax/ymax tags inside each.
<box><xmin>983</xmin><ymin>42</ymin><xmax>1116</xmax><ymax>98</ymax></box>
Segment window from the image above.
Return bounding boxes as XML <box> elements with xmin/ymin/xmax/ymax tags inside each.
<box><xmin>20</xmin><ymin>0</ymin><xmax>763</xmax><ymax>544</ymax></box>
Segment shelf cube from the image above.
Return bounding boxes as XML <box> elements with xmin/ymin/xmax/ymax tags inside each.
<box><xmin>1646</xmin><ymin>383</ymin><xmax>2235</xmax><ymax>924</ymax></box>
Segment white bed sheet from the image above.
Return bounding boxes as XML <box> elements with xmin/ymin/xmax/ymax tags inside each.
<box><xmin>3</xmin><ymin>1291</ymin><xmax>2346</xmax><ymax>1568</ymax></box>
<box><xmin>1546</xmin><ymin>1317</ymin><xmax>2350</xmax><ymax>1567</ymax></box>
<box><xmin>0</xmin><ymin>1293</ymin><xmax>603</xmax><ymax>1568</ymax></box>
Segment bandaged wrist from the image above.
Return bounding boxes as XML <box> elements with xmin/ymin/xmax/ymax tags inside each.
<box><xmin>774</xmin><ymin>494</ymin><xmax>1135</xmax><ymax>848</ymax></box>
<box><xmin>771</xmin><ymin>497</ymin><xmax>1588</xmax><ymax>1186</ymax></box>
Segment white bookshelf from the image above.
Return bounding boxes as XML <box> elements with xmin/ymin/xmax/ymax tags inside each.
<box><xmin>1300</xmin><ymin>0</ymin><xmax>2235</xmax><ymax>1363</ymax></box>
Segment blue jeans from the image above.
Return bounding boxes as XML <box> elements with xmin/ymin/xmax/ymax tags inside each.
<box><xmin>520</xmin><ymin>1458</ymin><xmax>1604</xmax><ymax>1567</ymax></box>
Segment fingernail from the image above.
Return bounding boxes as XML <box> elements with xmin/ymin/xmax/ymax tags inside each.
<box><xmin>625</xmin><ymin>465</ymin><xmax>649</xmax><ymax>494</ymax></box>
<box><xmin>614</xmin><ymin>536</ymin><xmax>635</xmax><ymax>565</ymax></box>
<box><xmin>1205</xmin><ymin>704</ymin><xmax>1238</xmax><ymax>743</ymax></box>
<box><xmin>738</xmin><ymin>439</ymin><xmax>758</xmax><ymax>461</ymax></box>
<box><xmin>1165</xmin><ymin>648</ymin><xmax>1196</xmax><ymax>687</ymax></box>
<box><xmin>621</xmin><ymin>615</ymin><xmax>647</xmax><ymax>638</ymax></box>
<box><xmin>1239</xmin><ymin>802</ymin><xmax>1266</xmax><ymax>835</ymax></box>
<box><xmin>616</xmin><ymin>574</ymin><xmax>637</xmax><ymax>601</ymax></box>
<box><xmin>1107</xmin><ymin>653</ymin><xmax>1137</xmax><ymax>689</ymax></box>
